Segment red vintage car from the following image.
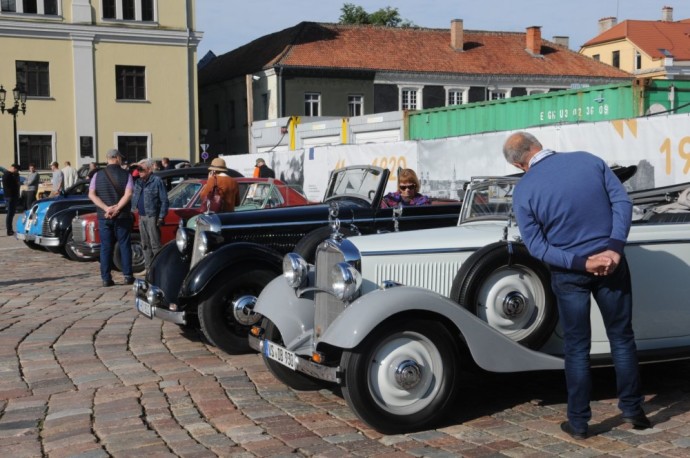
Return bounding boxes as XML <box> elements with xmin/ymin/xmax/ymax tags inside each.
<box><xmin>70</xmin><ymin>177</ymin><xmax>311</xmax><ymax>271</ymax></box>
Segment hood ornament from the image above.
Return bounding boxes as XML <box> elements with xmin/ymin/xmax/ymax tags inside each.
<box><xmin>328</xmin><ymin>201</ymin><xmax>343</xmax><ymax>240</ymax></box>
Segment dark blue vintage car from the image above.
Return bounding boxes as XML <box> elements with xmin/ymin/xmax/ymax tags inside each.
<box><xmin>133</xmin><ymin>165</ymin><xmax>465</xmax><ymax>355</ymax></box>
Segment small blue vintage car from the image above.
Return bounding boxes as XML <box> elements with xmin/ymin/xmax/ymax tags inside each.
<box><xmin>15</xmin><ymin>180</ymin><xmax>91</xmax><ymax>251</ymax></box>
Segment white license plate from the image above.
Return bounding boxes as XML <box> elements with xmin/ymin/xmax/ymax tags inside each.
<box><xmin>264</xmin><ymin>340</ymin><xmax>296</xmax><ymax>370</ymax></box>
<box><xmin>135</xmin><ymin>297</ymin><xmax>153</xmax><ymax>318</ymax></box>
<box><xmin>16</xmin><ymin>233</ymin><xmax>26</xmax><ymax>240</ymax></box>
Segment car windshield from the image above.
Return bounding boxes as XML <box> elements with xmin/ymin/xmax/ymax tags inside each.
<box><xmin>459</xmin><ymin>177</ymin><xmax>519</xmax><ymax>222</ymax></box>
<box><xmin>168</xmin><ymin>181</ymin><xmax>203</xmax><ymax>208</ymax></box>
<box><xmin>324</xmin><ymin>166</ymin><xmax>384</xmax><ymax>204</ymax></box>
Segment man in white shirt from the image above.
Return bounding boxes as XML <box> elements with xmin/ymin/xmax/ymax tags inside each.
<box><xmin>62</xmin><ymin>161</ymin><xmax>78</xmax><ymax>189</ymax></box>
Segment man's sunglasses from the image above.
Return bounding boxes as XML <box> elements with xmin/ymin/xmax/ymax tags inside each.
<box><xmin>399</xmin><ymin>184</ymin><xmax>416</xmax><ymax>191</ymax></box>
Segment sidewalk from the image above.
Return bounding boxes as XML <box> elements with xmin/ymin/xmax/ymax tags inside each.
<box><xmin>1</xmin><ymin>231</ymin><xmax>689</xmax><ymax>457</ymax></box>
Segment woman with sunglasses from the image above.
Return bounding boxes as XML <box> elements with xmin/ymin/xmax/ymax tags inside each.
<box><xmin>381</xmin><ymin>168</ymin><xmax>431</xmax><ymax>207</ymax></box>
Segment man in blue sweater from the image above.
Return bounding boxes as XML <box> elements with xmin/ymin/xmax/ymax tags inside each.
<box><xmin>503</xmin><ymin>131</ymin><xmax>650</xmax><ymax>439</ymax></box>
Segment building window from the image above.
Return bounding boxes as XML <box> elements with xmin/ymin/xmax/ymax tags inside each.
<box><xmin>102</xmin><ymin>0</ymin><xmax>156</xmax><ymax>22</ymax></box>
<box><xmin>115</xmin><ymin>65</ymin><xmax>145</xmax><ymax>100</ymax></box>
<box><xmin>635</xmin><ymin>51</ymin><xmax>642</xmax><ymax>70</ymax></box>
<box><xmin>1</xmin><ymin>0</ymin><xmax>58</xmax><ymax>14</ymax></box>
<box><xmin>1</xmin><ymin>0</ymin><xmax>15</xmax><ymax>12</ymax></box>
<box><xmin>304</xmin><ymin>92</ymin><xmax>320</xmax><ymax>116</ymax></box>
<box><xmin>447</xmin><ymin>89</ymin><xmax>466</xmax><ymax>106</ymax></box>
<box><xmin>612</xmin><ymin>50</ymin><xmax>620</xmax><ymax>68</ymax></box>
<box><xmin>348</xmin><ymin>94</ymin><xmax>363</xmax><ymax>116</ymax></box>
<box><xmin>19</xmin><ymin>134</ymin><xmax>52</xmax><ymax>169</ymax></box>
<box><xmin>261</xmin><ymin>93</ymin><xmax>268</xmax><ymax>120</ymax></box>
<box><xmin>401</xmin><ymin>88</ymin><xmax>419</xmax><ymax>110</ymax></box>
<box><xmin>117</xmin><ymin>135</ymin><xmax>148</xmax><ymax>163</ymax></box>
<box><xmin>122</xmin><ymin>0</ymin><xmax>134</xmax><ymax>19</ymax></box>
<box><xmin>16</xmin><ymin>61</ymin><xmax>50</xmax><ymax>97</ymax></box>
<box><xmin>489</xmin><ymin>89</ymin><xmax>508</xmax><ymax>100</ymax></box>
<box><xmin>592</xmin><ymin>54</ymin><xmax>600</xmax><ymax>62</ymax></box>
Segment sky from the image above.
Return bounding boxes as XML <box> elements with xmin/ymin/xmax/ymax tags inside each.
<box><xmin>196</xmin><ymin>1</ymin><xmax>690</xmax><ymax>59</ymax></box>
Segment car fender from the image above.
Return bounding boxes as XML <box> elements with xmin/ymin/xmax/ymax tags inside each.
<box><xmin>252</xmin><ymin>273</ymin><xmax>316</xmax><ymax>353</ymax></box>
<box><xmin>53</xmin><ymin>205</ymin><xmax>96</xmax><ymax>240</ymax></box>
<box><xmin>319</xmin><ymin>286</ymin><xmax>564</xmax><ymax>373</ymax></box>
<box><xmin>180</xmin><ymin>242</ymin><xmax>284</xmax><ymax>299</ymax></box>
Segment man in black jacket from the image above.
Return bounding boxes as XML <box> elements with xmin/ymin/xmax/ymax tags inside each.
<box><xmin>2</xmin><ymin>164</ymin><xmax>20</xmax><ymax>236</ymax></box>
<box><xmin>254</xmin><ymin>158</ymin><xmax>275</xmax><ymax>178</ymax></box>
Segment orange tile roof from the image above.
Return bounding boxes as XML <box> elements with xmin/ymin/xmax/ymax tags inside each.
<box><xmin>582</xmin><ymin>19</ymin><xmax>690</xmax><ymax>60</ymax></box>
<box><xmin>201</xmin><ymin>22</ymin><xmax>631</xmax><ymax>86</ymax></box>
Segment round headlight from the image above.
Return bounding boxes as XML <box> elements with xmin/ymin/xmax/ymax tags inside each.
<box><xmin>283</xmin><ymin>253</ymin><xmax>308</xmax><ymax>288</ymax></box>
<box><xmin>175</xmin><ymin>227</ymin><xmax>188</xmax><ymax>253</ymax></box>
<box><xmin>49</xmin><ymin>217</ymin><xmax>58</xmax><ymax>232</ymax></box>
<box><xmin>330</xmin><ymin>262</ymin><xmax>362</xmax><ymax>302</ymax></box>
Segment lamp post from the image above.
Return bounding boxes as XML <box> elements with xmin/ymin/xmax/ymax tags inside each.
<box><xmin>0</xmin><ymin>85</ymin><xmax>28</xmax><ymax>166</ymax></box>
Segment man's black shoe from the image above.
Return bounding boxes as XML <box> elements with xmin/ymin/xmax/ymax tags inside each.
<box><xmin>102</xmin><ymin>279</ymin><xmax>115</xmax><ymax>287</ymax></box>
<box><xmin>124</xmin><ymin>277</ymin><xmax>135</xmax><ymax>285</ymax></box>
<box><xmin>560</xmin><ymin>421</ymin><xmax>587</xmax><ymax>440</ymax></box>
<box><xmin>622</xmin><ymin>412</ymin><xmax>651</xmax><ymax>429</ymax></box>
<box><xmin>7</xmin><ymin>231</ymin><xmax>14</xmax><ymax>236</ymax></box>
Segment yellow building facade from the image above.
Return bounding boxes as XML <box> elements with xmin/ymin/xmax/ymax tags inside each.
<box><xmin>0</xmin><ymin>0</ymin><xmax>201</xmax><ymax>170</ymax></box>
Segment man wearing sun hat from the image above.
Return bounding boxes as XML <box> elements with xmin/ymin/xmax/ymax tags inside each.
<box><xmin>199</xmin><ymin>157</ymin><xmax>240</xmax><ymax>212</ymax></box>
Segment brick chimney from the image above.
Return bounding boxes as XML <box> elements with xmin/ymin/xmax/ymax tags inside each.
<box><xmin>451</xmin><ymin>19</ymin><xmax>463</xmax><ymax>51</ymax></box>
<box><xmin>662</xmin><ymin>6</ymin><xmax>673</xmax><ymax>22</ymax></box>
<box><xmin>598</xmin><ymin>17</ymin><xmax>617</xmax><ymax>33</ymax></box>
<box><xmin>552</xmin><ymin>36</ymin><xmax>570</xmax><ymax>49</ymax></box>
<box><xmin>526</xmin><ymin>26</ymin><xmax>542</xmax><ymax>55</ymax></box>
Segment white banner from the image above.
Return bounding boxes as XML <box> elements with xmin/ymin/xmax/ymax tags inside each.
<box><xmin>223</xmin><ymin>113</ymin><xmax>690</xmax><ymax>201</ymax></box>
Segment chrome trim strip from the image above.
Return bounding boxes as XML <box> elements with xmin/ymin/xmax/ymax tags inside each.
<box><xmin>360</xmin><ymin>246</ymin><xmax>480</xmax><ymax>256</ymax></box>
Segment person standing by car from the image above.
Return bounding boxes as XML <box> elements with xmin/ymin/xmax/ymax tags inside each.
<box><xmin>161</xmin><ymin>157</ymin><xmax>173</xmax><ymax>170</ymax></box>
<box><xmin>49</xmin><ymin>161</ymin><xmax>64</xmax><ymax>197</ymax></box>
<box><xmin>199</xmin><ymin>157</ymin><xmax>240</xmax><ymax>212</ymax></box>
<box><xmin>253</xmin><ymin>158</ymin><xmax>275</xmax><ymax>178</ymax></box>
<box><xmin>2</xmin><ymin>163</ymin><xmax>20</xmax><ymax>236</ymax></box>
<box><xmin>88</xmin><ymin>149</ymin><xmax>134</xmax><ymax>287</ymax></box>
<box><xmin>381</xmin><ymin>168</ymin><xmax>431</xmax><ymax>207</ymax></box>
<box><xmin>24</xmin><ymin>163</ymin><xmax>39</xmax><ymax>209</ymax></box>
<box><xmin>132</xmin><ymin>159</ymin><xmax>169</xmax><ymax>271</ymax></box>
<box><xmin>62</xmin><ymin>161</ymin><xmax>78</xmax><ymax>189</ymax></box>
<box><xmin>87</xmin><ymin>162</ymin><xmax>99</xmax><ymax>180</ymax></box>
<box><xmin>503</xmin><ymin>131</ymin><xmax>649</xmax><ymax>439</ymax></box>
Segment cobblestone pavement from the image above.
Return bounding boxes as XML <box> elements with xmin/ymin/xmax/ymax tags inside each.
<box><xmin>2</xmin><ymin>233</ymin><xmax>690</xmax><ymax>457</ymax></box>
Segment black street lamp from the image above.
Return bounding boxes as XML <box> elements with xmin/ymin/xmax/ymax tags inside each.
<box><xmin>0</xmin><ymin>85</ymin><xmax>28</xmax><ymax>166</ymax></box>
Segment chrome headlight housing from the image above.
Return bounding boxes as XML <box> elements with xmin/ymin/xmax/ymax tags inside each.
<box><xmin>283</xmin><ymin>252</ymin><xmax>308</xmax><ymax>288</ymax></box>
<box><xmin>330</xmin><ymin>262</ymin><xmax>362</xmax><ymax>302</ymax></box>
<box><xmin>49</xmin><ymin>217</ymin><xmax>59</xmax><ymax>232</ymax></box>
<box><xmin>175</xmin><ymin>226</ymin><xmax>188</xmax><ymax>253</ymax></box>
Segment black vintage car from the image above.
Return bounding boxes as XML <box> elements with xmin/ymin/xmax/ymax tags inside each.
<box><xmin>133</xmin><ymin>165</ymin><xmax>465</xmax><ymax>355</ymax></box>
<box><xmin>33</xmin><ymin>166</ymin><xmax>241</xmax><ymax>262</ymax></box>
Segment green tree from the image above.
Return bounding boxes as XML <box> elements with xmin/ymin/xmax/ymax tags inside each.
<box><xmin>339</xmin><ymin>3</ymin><xmax>414</xmax><ymax>27</ymax></box>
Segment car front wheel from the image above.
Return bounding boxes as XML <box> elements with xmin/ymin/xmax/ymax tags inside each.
<box><xmin>198</xmin><ymin>268</ymin><xmax>276</xmax><ymax>354</ymax></box>
<box><xmin>341</xmin><ymin>319</ymin><xmax>461</xmax><ymax>434</ymax></box>
<box><xmin>260</xmin><ymin>318</ymin><xmax>323</xmax><ymax>391</ymax></box>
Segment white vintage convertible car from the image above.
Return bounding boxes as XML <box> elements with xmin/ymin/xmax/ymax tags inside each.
<box><xmin>245</xmin><ymin>175</ymin><xmax>690</xmax><ymax>434</ymax></box>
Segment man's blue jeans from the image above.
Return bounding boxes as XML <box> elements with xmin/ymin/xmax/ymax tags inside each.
<box><xmin>551</xmin><ymin>258</ymin><xmax>643</xmax><ymax>433</ymax></box>
<box><xmin>99</xmin><ymin>217</ymin><xmax>133</xmax><ymax>281</ymax></box>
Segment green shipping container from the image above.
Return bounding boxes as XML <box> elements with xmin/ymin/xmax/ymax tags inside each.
<box><xmin>407</xmin><ymin>79</ymin><xmax>690</xmax><ymax>140</ymax></box>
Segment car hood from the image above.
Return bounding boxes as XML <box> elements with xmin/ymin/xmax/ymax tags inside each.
<box><xmin>346</xmin><ymin>221</ymin><xmax>514</xmax><ymax>255</ymax></box>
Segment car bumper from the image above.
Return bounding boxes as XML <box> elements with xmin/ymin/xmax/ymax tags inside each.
<box><xmin>73</xmin><ymin>242</ymin><xmax>100</xmax><ymax>257</ymax></box>
<box><xmin>132</xmin><ymin>279</ymin><xmax>187</xmax><ymax>325</ymax></box>
<box><xmin>16</xmin><ymin>232</ymin><xmax>33</xmax><ymax>242</ymax></box>
<box><xmin>35</xmin><ymin>235</ymin><xmax>60</xmax><ymax>247</ymax></box>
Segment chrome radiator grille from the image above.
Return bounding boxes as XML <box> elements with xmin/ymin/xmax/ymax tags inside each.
<box><xmin>313</xmin><ymin>241</ymin><xmax>347</xmax><ymax>341</ymax></box>
<box><xmin>374</xmin><ymin>261</ymin><xmax>462</xmax><ymax>296</ymax></box>
<box><xmin>72</xmin><ymin>219</ymin><xmax>86</xmax><ymax>243</ymax></box>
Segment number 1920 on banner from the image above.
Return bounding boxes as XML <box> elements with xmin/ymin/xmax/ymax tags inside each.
<box><xmin>660</xmin><ymin>137</ymin><xmax>690</xmax><ymax>175</ymax></box>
